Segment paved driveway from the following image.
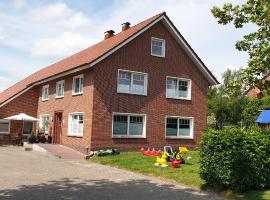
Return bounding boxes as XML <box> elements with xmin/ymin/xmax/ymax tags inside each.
<box><xmin>0</xmin><ymin>146</ymin><xmax>225</xmax><ymax>200</ymax></box>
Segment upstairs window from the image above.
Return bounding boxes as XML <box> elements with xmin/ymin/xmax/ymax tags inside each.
<box><xmin>151</xmin><ymin>37</ymin><xmax>165</xmax><ymax>57</ymax></box>
<box><xmin>112</xmin><ymin>113</ymin><xmax>146</xmax><ymax>138</ymax></box>
<box><xmin>72</xmin><ymin>75</ymin><xmax>84</xmax><ymax>95</ymax></box>
<box><xmin>42</xmin><ymin>85</ymin><xmax>49</xmax><ymax>101</ymax></box>
<box><xmin>40</xmin><ymin>114</ymin><xmax>50</xmax><ymax>133</ymax></box>
<box><xmin>0</xmin><ymin>120</ymin><xmax>10</xmax><ymax>134</ymax></box>
<box><xmin>167</xmin><ymin>77</ymin><xmax>191</xmax><ymax>100</ymax></box>
<box><xmin>166</xmin><ymin>117</ymin><xmax>193</xmax><ymax>138</ymax></box>
<box><xmin>117</xmin><ymin>70</ymin><xmax>147</xmax><ymax>96</ymax></box>
<box><xmin>56</xmin><ymin>80</ymin><xmax>65</xmax><ymax>98</ymax></box>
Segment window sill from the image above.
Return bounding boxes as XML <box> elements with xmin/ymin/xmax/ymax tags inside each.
<box><xmin>112</xmin><ymin>136</ymin><xmax>146</xmax><ymax>139</ymax></box>
<box><xmin>55</xmin><ymin>96</ymin><xmax>64</xmax><ymax>99</ymax></box>
<box><xmin>42</xmin><ymin>99</ymin><xmax>49</xmax><ymax>102</ymax></box>
<box><xmin>67</xmin><ymin>134</ymin><xmax>83</xmax><ymax>138</ymax></box>
<box><xmin>117</xmin><ymin>91</ymin><xmax>147</xmax><ymax>96</ymax></box>
<box><xmin>166</xmin><ymin>136</ymin><xmax>193</xmax><ymax>139</ymax></box>
<box><xmin>72</xmin><ymin>92</ymin><xmax>83</xmax><ymax>96</ymax></box>
<box><xmin>166</xmin><ymin>96</ymin><xmax>191</xmax><ymax>101</ymax></box>
<box><xmin>0</xmin><ymin>132</ymin><xmax>10</xmax><ymax>135</ymax></box>
<box><xmin>151</xmin><ymin>53</ymin><xmax>165</xmax><ymax>58</ymax></box>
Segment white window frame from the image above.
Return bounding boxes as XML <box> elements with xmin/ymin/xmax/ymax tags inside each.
<box><xmin>72</xmin><ymin>74</ymin><xmax>84</xmax><ymax>96</ymax></box>
<box><xmin>39</xmin><ymin>114</ymin><xmax>50</xmax><ymax>133</ymax></box>
<box><xmin>112</xmin><ymin>112</ymin><xmax>147</xmax><ymax>138</ymax></box>
<box><xmin>68</xmin><ymin>112</ymin><xmax>84</xmax><ymax>137</ymax></box>
<box><xmin>165</xmin><ymin>116</ymin><xmax>194</xmax><ymax>139</ymax></box>
<box><xmin>0</xmin><ymin>119</ymin><xmax>10</xmax><ymax>134</ymax></box>
<box><xmin>166</xmin><ymin>76</ymin><xmax>192</xmax><ymax>100</ymax></box>
<box><xmin>55</xmin><ymin>80</ymin><xmax>65</xmax><ymax>98</ymax></box>
<box><xmin>42</xmin><ymin>84</ymin><xmax>49</xmax><ymax>101</ymax></box>
<box><xmin>117</xmin><ymin>69</ymin><xmax>148</xmax><ymax>96</ymax></box>
<box><xmin>151</xmin><ymin>37</ymin><xmax>165</xmax><ymax>58</ymax></box>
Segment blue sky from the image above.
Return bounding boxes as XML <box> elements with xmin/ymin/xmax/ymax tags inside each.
<box><xmin>0</xmin><ymin>0</ymin><xmax>254</xmax><ymax>92</ymax></box>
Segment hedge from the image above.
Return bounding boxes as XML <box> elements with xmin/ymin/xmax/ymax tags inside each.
<box><xmin>200</xmin><ymin>128</ymin><xmax>270</xmax><ymax>191</ymax></box>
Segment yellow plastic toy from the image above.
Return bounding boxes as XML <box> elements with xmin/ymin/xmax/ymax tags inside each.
<box><xmin>179</xmin><ymin>147</ymin><xmax>189</xmax><ymax>154</ymax></box>
<box><xmin>155</xmin><ymin>154</ymin><xmax>168</xmax><ymax>167</ymax></box>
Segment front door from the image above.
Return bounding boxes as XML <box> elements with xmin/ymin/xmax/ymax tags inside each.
<box><xmin>53</xmin><ymin>112</ymin><xmax>62</xmax><ymax>144</ymax></box>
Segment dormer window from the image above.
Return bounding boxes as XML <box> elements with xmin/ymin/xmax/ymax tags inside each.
<box><xmin>151</xmin><ymin>37</ymin><xmax>165</xmax><ymax>57</ymax></box>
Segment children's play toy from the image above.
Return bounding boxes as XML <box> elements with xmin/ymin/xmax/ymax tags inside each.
<box><xmin>155</xmin><ymin>154</ymin><xmax>168</xmax><ymax>167</ymax></box>
<box><xmin>140</xmin><ymin>147</ymin><xmax>161</xmax><ymax>156</ymax></box>
<box><xmin>154</xmin><ymin>146</ymin><xmax>192</xmax><ymax>168</ymax></box>
<box><xmin>163</xmin><ymin>146</ymin><xmax>174</xmax><ymax>162</ymax></box>
<box><xmin>172</xmin><ymin>160</ymin><xmax>181</xmax><ymax>168</ymax></box>
<box><xmin>174</xmin><ymin>146</ymin><xmax>192</xmax><ymax>164</ymax></box>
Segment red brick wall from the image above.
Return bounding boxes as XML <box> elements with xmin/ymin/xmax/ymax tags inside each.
<box><xmin>0</xmin><ymin>87</ymin><xmax>39</xmax><ymax>145</ymax></box>
<box><xmin>37</xmin><ymin>69</ymin><xmax>94</xmax><ymax>153</ymax></box>
<box><xmin>91</xmin><ymin>21</ymin><xmax>209</xmax><ymax>151</ymax></box>
<box><xmin>0</xmin><ymin>21</ymin><xmax>210</xmax><ymax>152</ymax></box>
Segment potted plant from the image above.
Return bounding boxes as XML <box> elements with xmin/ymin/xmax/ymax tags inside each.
<box><xmin>39</xmin><ymin>134</ymin><xmax>46</xmax><ymax>143</ymax></box>
<box><xmin>44</xmin><ymin>121</ymin><xmax>52</xmax><ymax>144</ymax></box>
<box><xmin>28</xmin><ymin>132</ymin><xmax>36</xmax><ymax>144</ymax></box>
<box><xmin>47</xmin><ymin>134</ymin><xmax>52</xmax><ymax>144</ymax></box>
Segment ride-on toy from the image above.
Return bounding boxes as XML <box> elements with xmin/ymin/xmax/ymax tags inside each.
<box><xmin>140</xmin><ymin>147</ymin><xmax>161</xmax><ymax>156</ymax></box>
<box><xmin>155</xmin><ymin>146</ymin><xmax>192</xmax><ymax>168</ymax></box>
<box><xmin>155</xmin><ymin>154</ymin><xmax>168</xmax><ymax>167</ymax></box>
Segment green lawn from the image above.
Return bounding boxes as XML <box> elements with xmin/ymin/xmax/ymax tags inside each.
<box><xmin>89</xmin><ymin>151</ymin><xmax>270</xmax><ymax>200</ymax></box>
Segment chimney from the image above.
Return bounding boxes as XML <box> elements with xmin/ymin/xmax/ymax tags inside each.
<box><xmin>121</xmin><ymin>22</ymin><xmax>131</xmax><ymax>31</ymax></box>
<box><xmin>104</xmin><ymin>30</ymin><xmax>115</xmax><ymax>40</ymax></box>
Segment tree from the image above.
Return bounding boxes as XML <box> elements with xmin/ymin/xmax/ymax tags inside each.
<box><xmin>211</xmin><ymin>1</ymin><xmax>270</xmax><ymax>94</ymax></box>
<box><xmin>208</xmin><ymin>69</ymin><xmax>247</xmax><ymax>129</ymax></box>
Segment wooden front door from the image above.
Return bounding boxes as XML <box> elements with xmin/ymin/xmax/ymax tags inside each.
<box><xmin>53</xmin><ymin>112</ymin><xmax>62</xmax><ymax>144</ymax></box>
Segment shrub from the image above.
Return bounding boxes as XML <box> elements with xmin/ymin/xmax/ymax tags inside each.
<box><xmin>200</xmin><ymin>128</ymin><xmax>270</xmax><ymax>191</ymax></box>
<box><xmin>28</xmin><ymin>134</ymin><xmax>36</xmax><ymax>144</ymax></box>
<box><xmin>39</xmin><ymin>135</ymin><xmax>46</xmax><ymax>143</ymax></box>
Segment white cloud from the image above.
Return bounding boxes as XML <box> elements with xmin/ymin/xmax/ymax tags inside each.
<box><xmin>12</xmin><ymin>0</ymin><xmax>26</xmax><ymax>9</ymax></box>
<box><xmin>31</xmin><ymin>32</ymin><xmax>98</xmax><ymax>57</ymax></box>
<box><xmin>29</xmin><ymin>2</ymin><xmax>92</xmax><ymax>29</ymax></box>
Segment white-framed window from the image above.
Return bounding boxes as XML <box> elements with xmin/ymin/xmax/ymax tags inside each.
<box><xmin>151</xmin><ymin>37</ymin><xmax>165</xmax><ymax>57</ymax></box>
<box><xmin>55</xmin><ymin>80</ymin><xmax>65</xmax><ymax>98</ymax></box>
<box><xmin>72</xmin><ymin>75</ymin><xmax>84</xmax><ymax>95</ymax></box>
<box><xmin>112</xmin><ymin>113</ymin><xmax>146</xmax><ymax>138</ymax></box>
<box><xmin>166</xmin><ymin>77</ymin><xmax>191</xmax><ymax>100</ymax></box>
<box><xmin>165</xmin><ymin>116</ymin><xmax>194</xmax><ymax>139</ymax></box>
<box><xmin>68</xmin><ymin>112</ymin><xmax>84</xmax><ymax>136</ymax></box>
<box><xmin>0</xmin><ymin>120</ymin><xmax>10</xmax><ymax>134</ymax></box>
<box><xmin>40</xmin><ymin>114</ymin><xmax>50</xmax><ymax>133</ymax></box>
<box><xmin>117</xmin><ymin>70</ymin><xmax>148</xmax><ymax>96</ymax></box>
<box><xmin>42</xmin><ymin>85</ymin><xmax>49</xmax><ymax>101</ymax></box>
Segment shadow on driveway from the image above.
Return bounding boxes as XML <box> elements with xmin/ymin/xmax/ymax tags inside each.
<box><xmin>0</xmin><ymin>178</ymin><xmax>222</xmax><ymax>200</ymax></box>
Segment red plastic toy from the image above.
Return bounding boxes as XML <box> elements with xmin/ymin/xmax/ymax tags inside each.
<box><xmin>140</xmin><ymin>147</ymin><xmax>160</xmax><ymax>156</ymax></box>
<box><xmin>172</xmin><ymin>160</ymin><xmax>181</xmax><ymax>168</ymax></box>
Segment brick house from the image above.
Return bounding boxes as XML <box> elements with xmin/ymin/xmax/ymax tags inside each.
<box><xmin>0</xmin><ymin>12</ymin><xmax>218</xmax><ymax>152</ymax></box>
<box><xmin>244</xmin><ymin>75</ymin><xmax>270</xmax><ymax>98</ymax></box>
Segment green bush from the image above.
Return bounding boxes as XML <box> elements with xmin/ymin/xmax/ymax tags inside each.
<box><xmin>200</xmin><ymin>128</ymin><xmax>270</xmax><ymax>191</ymax></box>
<box><xmin>28</xmin><ymin>134</ymin><xmax>36</xmax><ymax>144</ymax></box>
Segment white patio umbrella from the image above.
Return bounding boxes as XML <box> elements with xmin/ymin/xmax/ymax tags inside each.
<box><xmin>4</xmin><ymin>113</ymin><xmax>39</xmax><ymax>136</ymax></box>
<box><xmin>4</xmin><ymin>113</ymin><xmax>39</xmax><ymax>121</ymax></box>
